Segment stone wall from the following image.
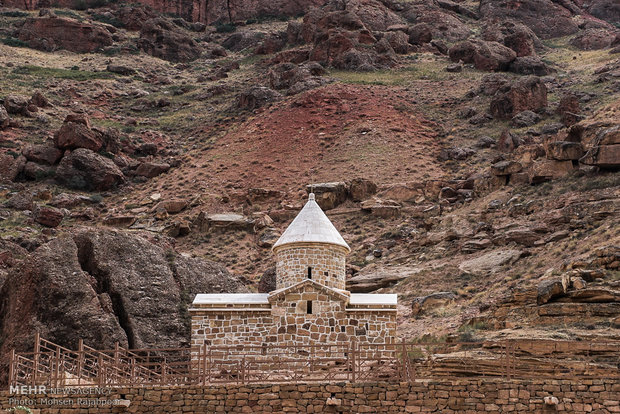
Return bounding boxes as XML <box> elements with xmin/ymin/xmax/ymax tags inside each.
<box><xmin>275</xmin><ymin>244</ymin><xmax>347</xmax><ymax>290</ymax></box>
<box><xmin>1</xmin><ymin>379</ymin><xmax>618</xmax><ymax>413</ymax></box>
<box><xmin>191</xmin><ymin>281</ymin><xmax>395</xmax><ymax>350</ymax></box>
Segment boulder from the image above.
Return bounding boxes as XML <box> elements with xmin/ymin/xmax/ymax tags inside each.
<box><xmin>501</xmin><ymin>228</ymin><xmax>541</xmax><ymax>247</ymax></box>
<box><xmin>3</xmin><ymin>190</ymin><xmax>34</xmax><ymax>211</ymax></box>
<box><xmin>508</xmin><ymin>56</ymin><xmax>550</xmax><ymax>76</ymax></box>
<box><xmin>411</xmin><ymin>292</ymin><xmax>457</xmax><ymax>316</ymax></box>
<box><xmin>579</xmin><ymin>125</ymin><xmax>620</xmax><ymax>169</ymax></box>
<box><xmin>114</xmin><ymin>5</ymin><xmax>157</xmax><ymax>31</ymax></box>
<box><xmin>482</xmin><ymin>20</ymin><xmax>542</xmax><ymax>57</ymax></box>
<box><xmin>407</xmin><ymin>23</ymin><xmax>433</xmax><ymax>45</ymax></box>
<box><xmin>156</xmin><ymin>200</ymin><xmax>188</xmax><ymax>214</ymax></box>
<box><xmin>0</xmin><ymin>155</ymin><xmax>26</xmax><ymax>182</ymax></box>
<box><xmin>307</xmin><ymin>182</ymin><xmax>348</xmax><ymax>210</ymax></box>
<box><xmin>570</xmin><ymin>28</ymin><xmax>618</xmax><ymax>50</ymax></box>
<box><xmin>384</xmin><ymin>30</ymin><xmax>410</xmax><ymax>54</ymax></box>
<box><xmin>56</xmin><ymin>148</ymin><xmax>125</xmax><ymax>191</ymax></box>
<box><xmin>349</xmin><ymin>178</ymin><xmax>377</xmax><ymax>201</ymax></box>
<box><xmin>33</xmin><ymin>206</ymin><xmax>64</xmax><ymax>228</ymax></box>
<box><xmin>29</xmin><ymin>91</ymin><xmax>49</xmax><ymax>108</ymax></box>
<box><xmin>255</xmin><ymin>32</ymin><xmax>287</xmax><ymax>55</ymax></box>
<box><xmin>341</xmin><ymin>0</ymin><xmax>405</xmax><ymax>31</ymax></box>
<box><xmin>138</xmin><ymin>18</ymin><xmax>202</xmax><ymax>62</ymax></box>
<box><xmin>546</xmin><ymin>141</ymin><xmax>584</xmax><ymax>160</ymax></box>
<box><xmin>106</xmin><ymin>64</ymin><xmax>136</xmax><ymax>75</ymax></box>
<box><xmin>580</xmin><ymin>144</ymin><xmax>620</xmax><ymax>169</ymax></box>
<box><xmin>458</xmin><ymin>249</ymin><xmax>522</xmax><ymax>274</ymax></box>
<box><xmin>3</xmin><ymin>95</ymin><xmax>32</xmax><ymax>116</ymax></box>
<box><xmin>17</xmin><ymin>17</ymin><xmax>113</xmax><ymax>53</ymax></box>
<box><xmin>196</xmin><ymin>213</ymin><xmax>254</xmax><ymax>233</ymax></box>
<box><xmin>490</xmin><ymin>76</ymin><xmax>547</xmax><ymax>119</ymax></box>
<box><xmin>360</xmin><ymin>198</ymin><xmax>401</xmax><ymax>218</ymax></box>
<box><xmin>0</xmin><ymin>106</ymin><xmax>9</xmax><ymax>129</ymax></box>
<box><xmin>479</xmin><ymin>0</ymin><xmax>579</xmax><ymax>39</ymax></box>
<box><xmin>408</xmin><ymin>7</ymin><xmax>471</xmax><ymax>42</ymax></box>
<box><xmin>22</xmin><ymin>162</ymin><xmax>54</xmax><ymax>181</ymax></box>
<box><xmin>135</xmin><ymin>162</ymin><xmax>170</xmax><ymax>178</ymax></box>
<box><xmin>556</xmin><ymin>93</ymin><xmax>581</xmax><ymax>127</ymax></box>
<box><xmin>22</xmin><ymin>144</ymin><xmax>63</xmax><ymax>165</ymax></box>
<box><xmin>258</xmin><ymin>266</ymin><xmax>276</xmax><ymax>293</ymax></box>
<box><xmin>237</xmin><ymin>86</ymin><xmax>281</xmax><ymax>110</ymax></box>
<box><xmin>222</xmin><ymin>31</ymin><xmax>266</xmax><ymax>52</ymax></box>
<box><xmin>54</xmin><ymin>119</ymin><xmax>103</xmax><ymax>152</ymax></box>
<box><xmin>491</xmin><ymin>160</ymin><xmax>522</xmax><ymax>176</ymax></box>
<box><xmin>497</xmin><ymin>129</ymin><xmax>522</xmax><ymax>152</ymax></box>
<box><xmin>511</xmin><ymin>110</ymin><xmax>541</xmax><ymax>127</ymax></box>
<box><xmin>529</xmin><ymin>159</ymin><xmax>574</xmax><ymax>183</ymax></box>
<box><xmin>478</xmin><ymin>73</ymin><xmax>511</xmax><ymax>96</ymax></box>
<box><xmin>268</xmin><ymin>62</ymin><xmax>327</xmax><ymax>92</ymax></box>
<box><xmin>347</xmin><ymin>270</ymin><xmax>408</xmax><ymax>293</ymax></box>
<box><xmin>537</xmin><ymin>278</ymin><xmax>567</xmax><ymax>305</ymax></box>
<box><xmin>448</xmin><ymin>39</ymin><xmax>516</xmax><ymax>71</ymax></box>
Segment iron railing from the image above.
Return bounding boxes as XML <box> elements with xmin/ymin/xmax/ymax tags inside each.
<box><xmin>8</xmin><ymin>334</ymin><xmax>620</xmax><ymax>388</ymax></box>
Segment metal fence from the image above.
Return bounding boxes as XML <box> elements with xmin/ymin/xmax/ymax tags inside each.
<box><xmin>8</xmin><ymin>334</ymin><xmax>620</xmax><ymax>388</ymax></box>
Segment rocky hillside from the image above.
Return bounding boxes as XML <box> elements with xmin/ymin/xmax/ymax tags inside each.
<box><xmin>0</xmin><ymin>0</ymin><xmax>618</xmax><ymax>376</ymax></box>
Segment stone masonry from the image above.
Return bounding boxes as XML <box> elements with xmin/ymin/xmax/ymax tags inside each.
<box><xmin>1</xmin><ymin>379</ymin><xmax>618</xmax><ymax>413</ymax></box>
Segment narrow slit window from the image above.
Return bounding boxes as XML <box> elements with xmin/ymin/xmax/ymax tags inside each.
<box><xmin>307</xmin><ymin>300</ymin><xmax>313</xmax><ymax>315</ymax></box>
<box><xmin>308</xmin><ymin>267</ymin><xmax>312</xmax><ymax>279</ymax></box>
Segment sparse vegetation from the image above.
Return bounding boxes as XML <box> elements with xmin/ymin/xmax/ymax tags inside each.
<box><xmin>11</xmin><ymin>65</ymin><xmax>115</xmax><ymax>81</ymax></box>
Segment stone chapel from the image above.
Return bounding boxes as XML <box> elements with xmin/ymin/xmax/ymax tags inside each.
<box><xmin>190</xmin><ymin>193</ymin><xmax>397</xmax><ymax>349</ymax></box>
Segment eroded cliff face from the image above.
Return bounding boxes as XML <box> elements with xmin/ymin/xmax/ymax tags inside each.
<box><xmin>1</xmin><ymin>0</ymin><xmax>328</xmax><ymax>24</ymax></box>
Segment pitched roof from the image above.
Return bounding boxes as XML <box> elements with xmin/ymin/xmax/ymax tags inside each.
<box><xmin>272</xmin><ymin>193</ymin><xmax>350</xmax><ymax>252</ymax></box>
<box><xmin>267</xmin><ymin>279</ymin><xmax>350</xmax><ymax>303</ymax></box>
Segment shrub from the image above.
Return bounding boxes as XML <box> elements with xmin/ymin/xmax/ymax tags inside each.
<box><xmin>0</xmin><ymin>11</ymin><xmax>30</xmax><ymax>17</ymax></box>
<box><xmin>1</xmin><ymin>37</ymin><xmax>28</xmax><ymax>48</ymax></box>
<box><xmin>215</xmin><ymin>22</ymin><xmax>236</xmax><ymax>33</ymax></box>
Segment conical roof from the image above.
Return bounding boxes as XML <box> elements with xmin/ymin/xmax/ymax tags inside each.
<box><xmin>272</xmin><ymin>193</ymin><xmax>350</xmax><ymax>252</ymax></box>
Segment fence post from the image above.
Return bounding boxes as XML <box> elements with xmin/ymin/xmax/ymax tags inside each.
<box><xmin>162</xmin><ymin>360</ymin><xmax>167</xmax><ymax>385</ymax></box>
<box><xmin>77</xmin><ymin>339</ymin><xmax>84</xmax><ymax>386</ymax></box>
<box><xmin>98</xmin><ymin>353</ymin><xmax>103</xmax><ymax>386</ymax></box>
<box><xmin>54</xmin><ymin>347</ymin><xmax>61</xmax><ymax>388</ymax></box>
<box><xmin>351</xmin><ymin>338</ymin><xmax>356</xmax><ymax>383</ymax></box>
<box><xmin>240</xmin><ymin>355</ymin><xmax>246</xmax><ymax>384</ymax></box>
<box><xmin>32</xmin><ymin>332</ymin><xmax>40</xmax><ymax>386</ymax></box>
<box><xmin>401</xmin><ymin>343</ymin><xmax>407</xmax><ymax>382</ymax></box>
<box><xmin>9</xmin><ymin>349</ymin><xmax>15</xmax><ymax>387</ymax></box>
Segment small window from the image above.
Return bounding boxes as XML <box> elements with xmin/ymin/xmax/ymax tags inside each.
<box><xmin>308</xmin><ymin>267</ymin><xmax>312</xmax><ymax>279</ymax></box>
<box><xmin>307</xmin><ymin>300</ymin><xmax>313</xmax><ymax>315</ymax></box>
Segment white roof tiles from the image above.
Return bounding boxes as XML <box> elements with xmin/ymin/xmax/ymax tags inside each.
<box><xmin>193</xmin><ymin>293</ymin><xmax>269</xmax><ymax>305</ymax></box>
<box><xmin>349</xmin><ymin>293</ymin><xmax>398</xmax><ymax>306</ymax></box>
<box><xmin>272</xmin><ymin>193</ymin><xmax>350</xmax><ymax>252</ymax></box>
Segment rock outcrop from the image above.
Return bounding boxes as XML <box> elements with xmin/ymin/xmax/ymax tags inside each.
<box><xmin>489</xmin><ymin>76</ymin><xmax>547</xmax><ymax>119</ymax></box>
<box><xmin>448</xmin><ymin>39</ymin><xmax>517</xmax><ymax>72</ymax></box>
<box><xmin>138</xmin><ymin>18</ymin><xmax>203</xmax><ymax>62</ymax></box>
<box><xmin>17</xmin><ymin>16</ymin><xmax>113</xmax><ymax>53</ymax></box>
<box><xmin>0</xmin><ymin>229</ymin><xmax>247</xmax><ymax>384</ymax></box>
<box><xmin>479</xmin><ymin>0</ymin><xmax>579</xmax><ymax>39</ymax></box>
<box><xmin>55</xmin><ymin>148</ymin><xmax>125</xmax><ymax>191</ymax></box>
